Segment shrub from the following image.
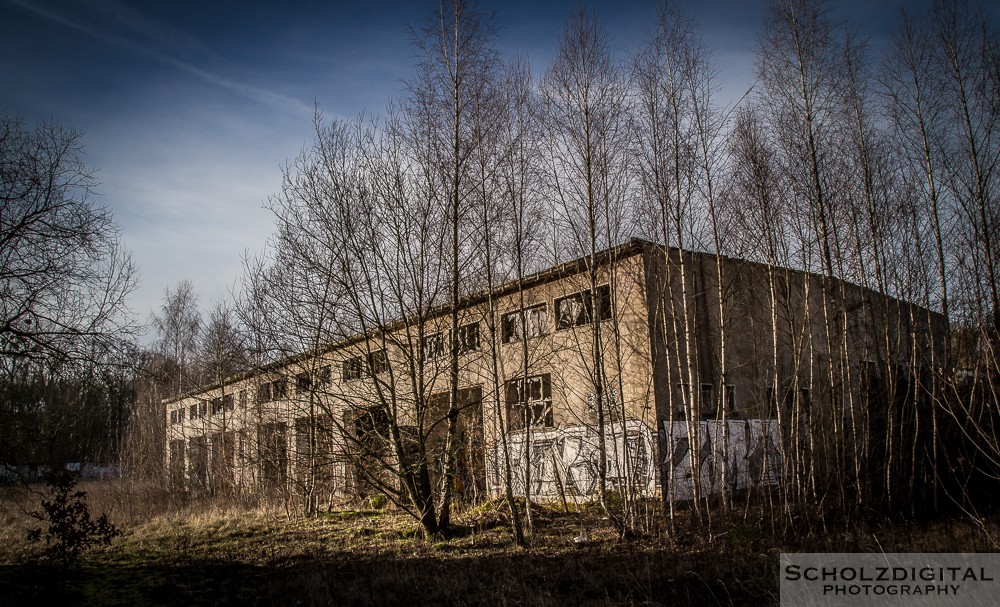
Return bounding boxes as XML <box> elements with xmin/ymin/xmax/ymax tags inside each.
<box><xmin>27</xmin><ymin>469</ymin><xmax>121</xmax><ymax>565</ymax></box>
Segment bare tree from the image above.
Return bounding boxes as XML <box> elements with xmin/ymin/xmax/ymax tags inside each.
<box><xmin>400</xmin><ymin>0</ymin><xmax>503</xmax><ymax>532</ymax></box>
<box><xmin>151</xmin><ymin>280</ymin><xmax>202</xmax><ymax>398</ymax></box>
<box><xmin>0</xmin><ymin>112</ymin><xmax>136</xmax><ymax>367</ymax></box>
<box><xmin>199</xmin><ymin>302</ymin><xmax>248</xmax><ymax>386</ymax></box>
<box><xmin>633</xmin><ymin>1</ymin><xmax>713</xmax><ymax>527</ymax></box>
<box><xmin>542</xmin><ymin>7</ymin><xmax>633</xmax><ymax>530</ymax></box>
<box><xmin>0</xmin><ymin>112</ymin><xmax>137</xmax><ymax>476</ymax></box>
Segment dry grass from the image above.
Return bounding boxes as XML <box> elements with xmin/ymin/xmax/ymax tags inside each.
<box><xmin>0</xmin><ymin>481</ymin><xmax>996</xmax><ymax>606</ymax></box>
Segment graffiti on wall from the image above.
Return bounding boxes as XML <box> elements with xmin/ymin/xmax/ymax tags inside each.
<box><xmin>662</xmin><ymin>419</ymin><xmax>781</xmax><ymax>501</ymax></box>
<box><xmin>489</xmin><ymin>420</ymin><xmax>657</xmax><ymax>499</ymax></box>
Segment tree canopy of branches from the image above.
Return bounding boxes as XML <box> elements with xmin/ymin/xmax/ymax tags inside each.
<box><xmin>0</xmin><ymin>113</ymin><xmax>137</xmax><ymax>468</ymax></box>
<box><xmin>225</xmin><ymin>0</ymin><xmax>1000</xmax><ymax>538</ymax></box>
<box><xmin>0</xmin><ymin>113</ymin><xmax>136</xmax><ymax>367</ymax></box>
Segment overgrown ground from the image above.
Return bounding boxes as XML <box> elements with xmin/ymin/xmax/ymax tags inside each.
<box><xmin>0</xmin><ymin>481</ymin><xmax>996</xmax><ymax>606</ymax></box>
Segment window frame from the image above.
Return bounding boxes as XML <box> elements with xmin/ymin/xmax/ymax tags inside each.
<box><xmin>367</xmin><ymin>349</ymin><xmax>389</xmax><ymax>376</ymax></box>
<box><xmin>504</xmin><ymin>373</ymin><xmax>553</xmax><ymax>431</ymax></box>
<box><xmin>554</xmin><ymin>284</ymin><xmax>612</xmax><ymax>330</ymax></box>
<box><xmin>296</xmin><ymin>371</ymin><xmax>312</xmax><ymax>393</ymax></box>
<box><xmin>342</xmin><ymin>355</ymin><xmax>364</xmax><ymax>382</ymax></box>
<box><xmin>501</xmin><ymin>304</ymin><xmax>548</xmax><ymax>344</ymax></box>
<box><xmin>455</xmin><ymin>322</ymin><xmax>480</xmax><ymax>354</ymax></box>
<box><xmin>422</xmin><ymin>332</ymin><xmax>445</xmax><ymax>361</ymax></box>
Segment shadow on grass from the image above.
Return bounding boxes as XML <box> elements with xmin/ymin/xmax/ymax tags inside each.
<box><xmin>0</xmin><ymin>548</ymin><xmax>778</xmax><ymax>606</ymax></box>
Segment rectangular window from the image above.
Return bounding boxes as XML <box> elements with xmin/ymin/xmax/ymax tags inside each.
<box><xmin>257</xmin><ymin>382</ymin><xmax>272</xmax><ymax>403</ymax></box>
<box><xmin>455</xmin><ymin>322</ymin><xmax>480</xmax><ymax>354</ymax></box>
<box><xmin>724</xmin><ymin>385</ymin><xmax>735</xmax><ymax>411</ymax></box>
<box><xmin>272</xmin><ymin>379</ymin><xmax>287</xmax><ymax>400</ymax></box>
<box><xmin>422</xmin><ymin>332</ymin><xmax>445</xmax><ymax>360</ymax></box>
<box><xmin>505</xmin><ymin>373</ymin><xmax>553</xmax><ymax>431</ymax></box>
<box><xmin>223</xmin><ymin>394</ymin><xmax>234</xmax><ymax>411</ymax></box>
<box><xmin>210</xmin><ymin>397</ymin><xmax>222</xmax><ymax>416</ymax></box>
<box><xmin>199</xmin><ymin>401</ymin><xmax>208</xmax><ymax>417</ymax></box>
<box><xmin>767</xmin><ymin>385</ymin><xmax>794</xmax><ymax>416</ymax></box>
<box><xmin>700</xmin><ymin>384</ymin><xmax>714</xmax><ymax>411</ymax></box>
<box><xmin>170</xmin><ymin>410</ymin><xmax>177</xmax><ymax>424</ymax></box>
<box><xmin>343</xmin><ymin>356</ymin><xmax>364</xmax><ymax>382</ymax></box>
<box><xmin>368</xmin><ymin>350</ymin><xmax>389</xmax><ymax>375</ymax></box>
<box><xmin>239</xmin><ymin>389</ymin><xmax>247</xmax><ymax>408</ymax></box>
<box><xmin>555</xmin><ymin>284</ymin><xmax>611</xmax><ymax>330</ymax></box>
<box><xmin>317</xmin><ymin>365</ymin><xmax>331</xmax><ymax>386</ymax></box>
<box><xmin>189</xmin><ymin>404</ymin><xmax>198</xmax><ymax>420</ymax></box>
<box><xmin>501</xmin><ymin>304</ymin><xmax>547</xmax><ymax>343</ymax></box>
<box><xmin>296</xmin><ymin>371</ymin><xmax>311</xmax><ymax>393</ymax></box>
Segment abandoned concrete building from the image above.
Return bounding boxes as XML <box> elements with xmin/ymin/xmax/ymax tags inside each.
<box><xmin>165</xmin><ymin>239</ymin><xmax>944</xmax><ymax>504</ymax></box>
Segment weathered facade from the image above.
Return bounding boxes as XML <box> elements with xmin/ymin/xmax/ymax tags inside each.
<box><xmin>165</xmin><ymin>240</ymin><xmax>945</xmax><ymax>504</ymax></box>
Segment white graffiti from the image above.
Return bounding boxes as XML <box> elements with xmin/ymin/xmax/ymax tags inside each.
<box><xmin>663</xmin><ymin>419</ymin><xmax>782</xmax><ymax>501</ymax></box>
<box><xmin>490</xmin><ymin>420</ymin><xmax>657</xmax><ymax>499</ymax></box>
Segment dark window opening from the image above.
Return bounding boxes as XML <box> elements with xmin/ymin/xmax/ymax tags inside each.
<box><xmin>423</xmin><ymin>332</ymin><xmax>444</xmax><ymax>360</ymax></box>
<box><xmin>296</xmin><ymin>371</ymin><xmax>311</xmax><ymax>393</ymax></box>
<box><xmin>272</xmin><ymin>379</ymin><xmax>287</xmax><ymax>400</ymax></box>
<box><xmin>317</xmin><ymin>365</ymin><xmax>331</xmax><ymax>386</ymax></box>
<box><xmin>257</xmin><ymin>382</ymin><xmax>272</xmax><ymax>403</ymax></box>
<box><xmin>368</xmin><ymin>350</ymin><xmax>389</xmax><ymax>375</ymax></box>
<box><xmin>343</xmin><ymin>356</ymin><xmax>364</xmax><ymax>381</ymax></box>
<box><xmin>501</xmin><ymin>305</ymin><xmax>547</xmax><ymax>343</ymax></box>
<box><xmin>456</xmin><ymin>322</ymin><xmax>480</xmax><ymax>353</ymax></box>
<box><xmin>505</xmin><ymin>374</ymin><xmax>553</xmax><ymax>431</ymax></box>
<box><xmin>555</xmin><ymin>284</ymin><xmax>612</xmax><ymax>330</ymax></box>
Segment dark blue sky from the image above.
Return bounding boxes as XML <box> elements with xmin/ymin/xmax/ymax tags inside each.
<box><xmin>0</xmin><ymin>0</ymin><xmax>936</xmax><ymax>338</ymax></box>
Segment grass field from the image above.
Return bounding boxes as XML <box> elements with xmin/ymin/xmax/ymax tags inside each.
<box><xmin>0</xmin><ymin>481</ymin><xmax>996</xmax><ymax>606</ymax></box>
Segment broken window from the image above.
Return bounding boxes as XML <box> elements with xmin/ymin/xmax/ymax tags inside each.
<box><xmin>455</xmin><ymin>322</ymin><xmax>480</xmax><ymax>353</ymax></box>
<box><xmin>367</xmin><ymin>350</ymin><xmax>389</xmax><ymax>375</ymax></box>
<box><xmin>501</xmin><ymin>304</ymin><xmax>547</xmax><ymax>343</ymax></box>
<box><xmin>296</xmin><ymin>371</ymin><xmax>311</xmax><ymax>393</ymax></box>
<box><xmin>272</xmin><ymin>378</ymin><xmax>287</xmax><ymax>400</ymax></box>
<box><xmin>317</xmin><ymin>365</ymin><xmax>331</xmax><ymax>386</ymax></box>
<box><xmin>700</xmin><ymin>384</ymin><xmax>714</xmax><ymax>412</ymax></box>
<box><xmin>423</xmin><ymin>332</ymin><xmax>445</xmax><ymax>360</ymax></box>
<box><xmin>555</xmin><ymin>284</ymin><xmax>612</xmax><ymax>330</ymax></box>
<box><xmin>343</xmin><ymin>355</ymin><xmax>364</xmax><ymax>381</ymax></box>
<box><xmin>257</xmin><ymin>382</ymin><xmax>272</xmax><ymax>403</ymax></box>
<box><xmin>505</xmin><ymin>373</ymin><xmax>553</xmax><ymax>431</ymax></box>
